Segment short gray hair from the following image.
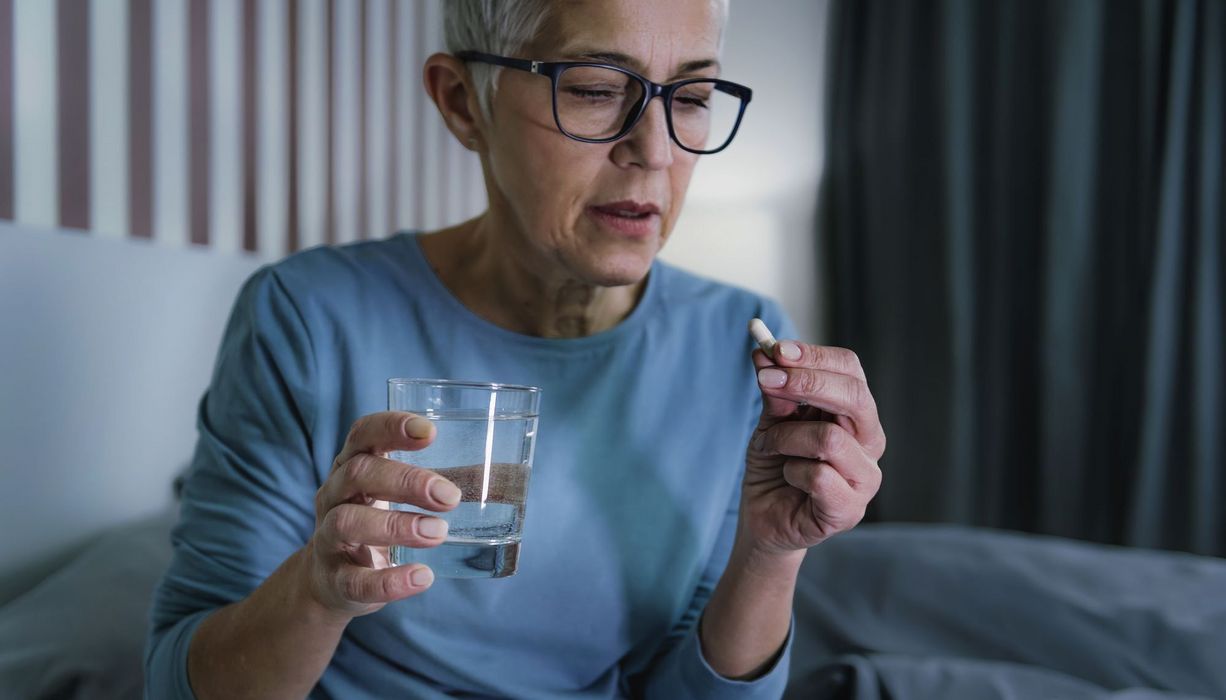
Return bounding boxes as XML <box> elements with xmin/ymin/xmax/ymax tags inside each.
<box><xmin>443</xmin><ymin>1</ymin><xmax>554</xmax><ymax>121</ymax></box>
<box><xmin>443</xmin><ymin>1</ymin><xmax>731</xmax><ymax>122</ymax></box>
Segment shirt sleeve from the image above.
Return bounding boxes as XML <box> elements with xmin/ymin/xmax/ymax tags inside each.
<box><xmin>144</xmin><ymin>267</ymin><xmax>321</xmax><ymax>699</ymax></box>
<box><xmin>632</xmin><ymin>299</ymin><xmax>799</xmax><ymax>700</ymax></box>
<box><xmin>635</xmin><ymin>484</ymin><xmax>796</xmax><ymax>700</ymax></box>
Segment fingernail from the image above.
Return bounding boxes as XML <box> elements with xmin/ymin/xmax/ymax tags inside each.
<box><xmin>406</xmin><ymin>417</ymin><xmax>433</xmax><ymax>439</ymax></box>
<box><xmin>758</xmin><ymin>368</ymin><xmax>787</xmax><ymax>388</ymax></box>
<box><xmin>777</xmin><ymin>341</ymin><xmax>801</xmax><ymax>361</ymax></box>
<box><xmin>410</xmin><ymin>567</ymin><xmax>434</xmax><ymax>587</ymax></box>
<box><xmin>418</xmin><ymin>517</ymin><xmax>448</xmax><ymax>539</ymax></box>
<box><xmin>429</xmin><ymin>478</ymin><xmax>462</xmax><ymax>506</ymax></box>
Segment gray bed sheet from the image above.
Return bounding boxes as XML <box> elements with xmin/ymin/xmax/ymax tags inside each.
<box><xmin>2</xmin><ymin>516</ymin><xmax>1223</xmax><ymax>699</ymax></box>
<box><xmin>787</xmin><ymin>524</ymin><xmax>1226</xmax><ymax>700</ymax></box>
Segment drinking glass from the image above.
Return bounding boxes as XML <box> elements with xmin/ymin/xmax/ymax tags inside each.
<box><xmin>387</xmin><ymin>378</ymin><xmax>541</xmax><ymax>578</ymax></box>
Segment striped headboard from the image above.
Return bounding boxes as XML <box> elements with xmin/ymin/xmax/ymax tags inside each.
<box><xmin>0</xmin><ymin>0</ymin><xmax>486</xmax><ymax>257</ymax></box>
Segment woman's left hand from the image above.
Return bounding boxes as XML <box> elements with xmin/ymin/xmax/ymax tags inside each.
<box><xmin>740</xmin><ymin>339</ymin><xmax>887</xmax><ymax>556</ymax></box>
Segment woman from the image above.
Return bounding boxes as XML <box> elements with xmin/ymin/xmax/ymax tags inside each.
<box><xmin>145</xmin><ymin>0</ymin><xmax>886</xmax><ymax>698</ymax></box>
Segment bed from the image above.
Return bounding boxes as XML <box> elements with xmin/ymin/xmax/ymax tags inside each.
<box><xmin>786</xmin><ymin>524</ymin><xmax>1226</xmax><ymax>699</ymax></box>
<box><xmin>2</xmin><ymin>513</ymin><xmax>1224</xmax><ymax>699</ymax></box>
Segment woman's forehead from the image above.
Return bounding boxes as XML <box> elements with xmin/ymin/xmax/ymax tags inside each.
<box><xmin>534</xmin><ymin>0</ymin><xmax>724</xmax><ymax>76</ymax></box>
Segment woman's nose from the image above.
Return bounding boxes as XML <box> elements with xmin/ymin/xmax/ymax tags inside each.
<box><xmin>615</xmin><ymin>98</ymin><xmax>674</xmax><ymax>170</ymax></box>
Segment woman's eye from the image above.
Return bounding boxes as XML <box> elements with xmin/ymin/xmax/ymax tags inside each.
<box><xmin>675</xmin><ymin>95</ymin><xmax>709</xmax><ymax>109</ymax></box>
<box><xmin>565</xmin><ymin>86</ymin><xmax>623</xmax><ymax>100</ymax></box>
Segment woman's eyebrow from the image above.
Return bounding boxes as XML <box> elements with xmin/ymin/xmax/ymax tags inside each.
<box><xmin>560</xmin><ymin>49</ymin><xmax>721</xmax><ymax>77</ymax></box>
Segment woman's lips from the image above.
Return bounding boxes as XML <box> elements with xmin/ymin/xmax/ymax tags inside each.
<box><xmin>586</xmin><ymin>205</ymin><xmax>660</xmax><ymax>238</ymax></box>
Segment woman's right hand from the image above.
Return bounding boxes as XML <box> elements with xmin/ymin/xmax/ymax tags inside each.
<box><xmin>303</xmin><ymin>411</ymin><xmax>460</xmax><ymax>620</ymax></box>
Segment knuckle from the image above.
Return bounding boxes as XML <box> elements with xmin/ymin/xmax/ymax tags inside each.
<box><xmin>868</xmin><ymin>432</ymin><xmax>887</xmax><ymax>462</ymax></box>
<box><xmin>847</xmin><ymin>378</ymin><xmax>868</xmax><ymax>409</ymax></box>
<box><xmin>343</xmin><ymin>453</ymin><xmax>374</xmax><ymax>484</ymax></box>
<box><xmin>396</xmin><ymin>466</ymin><xmax>430</xmax><ymax>501</ymax></box>
<box><xmin>797</xmin><ymin>425</ymin><xmax>823</xmax><ymax>457</ymax></box>
<box><xmin>384</xmin><ymin>412</ymin><xmax>408</xmax><ymax>439</ymax></box>
<box><xmin>870</xmin><ymin>464</ymin><xmax>884</xmax><ymax>490</ymax></box>
<box><xmin>386</xmin><ymin>511</ymin><xmax>412</xmax><ymax>543</ymax></box>
<box><xmin>832</xmin><ymin>346</ymin><xmax>860</xmax><ymax>371</ymax></box>
<box><xmin>341</xmin><ymin>571</ymin><xmax>367</xmax><ymax>602</ymax></box>
<box><xmin>320</xmin><ymin>505</ymin><xmax>341</xmax><ymax>535</ymax></box>
<box><xmin>330</xmin><ymin>504</ymin><xmax>361</xmax><ymax>539</ymax></box>
<box><xmin>810</xmin><ymin>464</ymin><xmax>840</xmax><ymax>498</ymax></box>
<box><xmin>345</xmin><ymin>418</ymin><xmax>366</xmax><ymax>447</ymax></box>
<box><xmin>313</xmin><ymin>485</ymin><xmax>328</xmax><ymax>517</ymax></box>
<box><xmin>817</xmin><ymin>423</ymin><xmax>845</xmax><ymax>455</ymax></box>
<box><xmin>849</xmin><ymin>351</ymin><xmax>866</xmax><ymax>377</ymax></box>
<box><xmin>380</xmin><ymin>573</ymin><xmax>404</xmax><ymax>600</ymax></box>
<box><xmin>794</xmin><ymin>370</ymin><xmax>820</xmax><ymax>396</ymax></box>
<box><xmin>835</xmin><ymin>345</ymin><xmax>857</xmax><ymax>363</ymax></box>
<box><xmin>810</xmin><ymin>345</ymin><xmax>832</xmax><ymax>367</ymax></box>
<box><xmin>807</xmin><ymin>469</ymin><xmax>825</xmax><ymax>495</ymax></box>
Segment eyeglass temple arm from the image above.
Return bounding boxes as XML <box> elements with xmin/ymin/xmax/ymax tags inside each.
<box><xmin>455</xmin><ymin>51</ymin><xmax>543</xmax><ymax>75</ymax></box>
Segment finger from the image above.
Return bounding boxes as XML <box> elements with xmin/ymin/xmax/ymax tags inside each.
<box><xmin>782</xmin><ymin>458</ymin><xmax>866</xmax><ymax>529</ymax></box>
<box><xmin>756</xmin><ymin>366</ymin><xmax>886</xmax><ymax>454</ymax></box>
<box><xmin>317</xmin><ymin>503</ymin><xmax>449</xmax><ymax>550</ymax></box>
<box><xmin>770</xmin><ymin>341</ymin><xmax>867</xmax><ymax>381</ymax></box>
<box><xmin>757</xmin><ymin>366</ymin><xmax>870</xmax><ymax>418</ymax></box>
<box><xmin>783</xmin><ymin>458</ymin><xmax>848</xmax><ymax>496</ymax></box>
<box><xmin>752</xmin><ymin>349</ymin><xmax>801</xmax><ymax>420</ymax></box>
<box><xmin>752</xmin><ymin>348</ymin><xmax>776</xmax><ymax>370</ymax></box>
<box><xmin>752</xmin><ymin>346</ymin><xmax>876</xmax><ymax>438</ymax></box>
<box><xmin>333</xmin><ymin>562</ymin><xmax>435</xmax><ymax>605</ymax></box>
<box><xmin>316</xmin><ymin>453</ymin><xmax>462</xmax><ymax>521</ymax></box>
<box><xmin>771</xmin><ymin>423</ymin><xmax>883</xmax><ymax>493</ymax></box>
<box><xmin>333</xmin><ymin>411</ymin><xmax>436</xmax><ymax>472</ymax></box>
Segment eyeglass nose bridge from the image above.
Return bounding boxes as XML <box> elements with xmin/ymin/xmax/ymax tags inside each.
<box><xmin>616</xmin><ymin>79</ymin><xmax>682</xmax><ymax>145</ymax></box>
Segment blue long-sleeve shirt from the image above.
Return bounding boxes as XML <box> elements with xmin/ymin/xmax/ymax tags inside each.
<box><xmin>145</xmin><ymin>232</ymin><xmax>797</xmax><ymax>699</ymax></box>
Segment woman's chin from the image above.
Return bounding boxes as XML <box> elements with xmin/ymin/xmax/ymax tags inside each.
<box><xmin>574</xmin><ymin>250</ymin><xmax>656</xmax><ymax>288</ymax></box>
<box><xmin>544</xmin><ymin>223</ymin><xmax>663</xmax><ymax>287</ymax></box>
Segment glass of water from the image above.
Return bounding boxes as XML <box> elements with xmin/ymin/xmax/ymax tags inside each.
<box><xmin>387</xmin><ymin>378</ymin><xmax>541</xmax><ymax>579</ymax></box>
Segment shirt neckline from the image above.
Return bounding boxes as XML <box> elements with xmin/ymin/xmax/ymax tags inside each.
<box><xmin>393</xmin><ymin>231</ymin><xmax>665</xmax><ymax>353</ymax></box>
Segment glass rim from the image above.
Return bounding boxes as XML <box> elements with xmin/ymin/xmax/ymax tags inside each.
<box><xmin>388</xmin><ymin>377</ymin><xmax>542</xmax><ymax>394</ymax></box>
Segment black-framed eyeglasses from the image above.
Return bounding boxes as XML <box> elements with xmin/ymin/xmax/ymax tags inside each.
<box><xmin>456</xmin><ymin>50</ymin><xmax>753</xmax><ymax>155</ymax></box>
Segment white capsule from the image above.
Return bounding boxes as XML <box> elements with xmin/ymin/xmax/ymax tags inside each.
<box><xmin>748</xmin><ymin>318</ymin><xmax>777</xmax><ymax>353</ymax></box>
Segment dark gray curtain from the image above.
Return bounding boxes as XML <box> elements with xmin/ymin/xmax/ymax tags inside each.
<box><xmin>823</xmin><ymin>0</ymin><xmax>1225</xmax><ymax>555</ymax></box>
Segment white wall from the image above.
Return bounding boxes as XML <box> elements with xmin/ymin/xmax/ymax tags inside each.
<box><xmin>661</xmin><ymin>0</ymin><xmax>831</xmax><ymax>343</ymax></box>
<box><xmin>0</xmin><ymin>224</ymin><xmax>264</xmax><ymax>601</ymax></box>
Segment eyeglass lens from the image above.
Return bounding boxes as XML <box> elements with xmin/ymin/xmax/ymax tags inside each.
<box><xmin>554</xmin><ymin>66</ymin><xmax>742</xmax><ymax>152</ymax></box>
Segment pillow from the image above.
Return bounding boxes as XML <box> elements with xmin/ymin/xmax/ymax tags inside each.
<box><xmin>0</xmin><ymin>509</ymin><xmax>176</xmax><ymax>699</ymax></box>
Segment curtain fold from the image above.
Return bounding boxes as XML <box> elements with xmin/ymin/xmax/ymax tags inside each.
<box><xmin>823</xmin><ymin>0</ymin><xmax>1225</xmax><ymax>554</ymax></box>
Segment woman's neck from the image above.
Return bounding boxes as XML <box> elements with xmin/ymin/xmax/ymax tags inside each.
<box><xmin>417</xmin><ymin>215</ymin><xmax>647</xmax><ymax>339</ymax></box>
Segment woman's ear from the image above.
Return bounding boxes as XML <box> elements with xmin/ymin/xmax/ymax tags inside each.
<box><xmin>423</xmin><ymin>52</ymin><xmax>485</xmax><ymax>152</ymax></box>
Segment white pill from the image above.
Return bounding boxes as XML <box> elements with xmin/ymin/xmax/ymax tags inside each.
<box><xmin>748</xmin><ymin>318</ymin><xmax>777</xmax><ymax>353</ymax></box>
